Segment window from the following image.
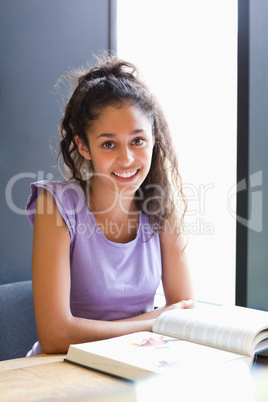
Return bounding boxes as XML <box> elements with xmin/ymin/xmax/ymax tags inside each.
<box><xmin>117</xmin><ymin>0</ymin><xmax>238</xmax><ymax>305</ymax></box>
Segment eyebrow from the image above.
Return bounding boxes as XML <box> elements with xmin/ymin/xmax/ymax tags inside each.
<box><xmin>97</xmin><ymin>129</ymin><xmax>146</xmax><ymax>139</ymax></box>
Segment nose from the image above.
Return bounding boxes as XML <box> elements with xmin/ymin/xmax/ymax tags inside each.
<box><xmin>117</xmin><ymin>146</ymin><xmax>135</xmax><ymax>165</ymax></box>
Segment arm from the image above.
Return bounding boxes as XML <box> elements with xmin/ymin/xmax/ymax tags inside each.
<box><xmin>159</xmin><ymin>223</ymin><xmax>195</xmax><ymax>307</ymax></box>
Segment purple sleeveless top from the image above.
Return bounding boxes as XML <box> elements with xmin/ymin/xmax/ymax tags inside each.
<box><xmin>26</xmin><ymin>180</ymin><xmax>162</xmax><ymax>355</ymax></box>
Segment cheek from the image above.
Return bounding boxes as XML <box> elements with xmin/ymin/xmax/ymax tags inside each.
<box><xmin>141</xmin><ymin>149</ymin><xmax>154</xmax><ymax>170</ymax></box>
<box><xmin>90</xmin><ymin>153</ymin><xmax>113</xmax><ymax>172</ymax></box>
<box><xmin>146</xmin><ymin>144</ymin><xmax>154</xmax><ymax>160</ymax></box>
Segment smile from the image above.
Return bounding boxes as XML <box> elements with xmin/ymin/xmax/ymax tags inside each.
<box><xmin>112</xmin><ymin>170</ymin><xmax>139</xmax><ymax>178</ymax></box>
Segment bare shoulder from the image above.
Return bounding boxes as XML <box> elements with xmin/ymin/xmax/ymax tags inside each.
<box><xmin>159</xmin><ymin>220</ymin><xmax>188</xmax><ymax>251</ymax></box>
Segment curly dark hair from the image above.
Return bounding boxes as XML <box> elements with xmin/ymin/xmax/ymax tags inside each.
<box><xmin>58</xmin><ymin>54</ymin><xmax>187</xmax><ymax>234</ymax></box>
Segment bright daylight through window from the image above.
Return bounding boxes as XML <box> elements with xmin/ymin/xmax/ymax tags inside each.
<box><xmin>117</xmin><ymin>0</ymin><xmax>238</xmax><ymax>305</ymax></box>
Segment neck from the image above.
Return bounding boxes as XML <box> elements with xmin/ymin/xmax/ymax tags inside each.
<box><xmin>87</xmin><ymin>180</ymin><xmax>140</xmax><ymax>243</ymax></box>
<box><xmin>88</xmin><ymin>180</ymin><xmax>139</xmax><ymax>218</ymax></box>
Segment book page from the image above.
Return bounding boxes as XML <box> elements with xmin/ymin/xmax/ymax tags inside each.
<box><xmin>153</xmin><ymin>305</ymin><xmax>268</xmax><ymax>356</ymax></box>
<box><xmin>66</xmin><ymin>331</ymin><xmax>248</xmax><ymax>381</ymax></box>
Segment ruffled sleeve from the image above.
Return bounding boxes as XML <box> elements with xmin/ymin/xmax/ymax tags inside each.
<box><xmin>26</xmin><ymin>180</ymin><xmax>86</xmax><ymax>246</ymax></box>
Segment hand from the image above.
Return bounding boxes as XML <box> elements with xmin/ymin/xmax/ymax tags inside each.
<box><xmin>164</xmin><ymin>299</ymin><xmax>194</xmax><ymax>312</ymax></box>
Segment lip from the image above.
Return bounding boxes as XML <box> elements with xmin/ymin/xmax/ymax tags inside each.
<box><xmin>112</xmin><ymin>169</ymin><xmax>140</xmax><ymax>182</ymax></box>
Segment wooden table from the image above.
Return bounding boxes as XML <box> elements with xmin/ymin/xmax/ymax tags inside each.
<box><xmin>0</xmin><ymin>354</ymin><xmax>136</xmax><ymax>401</ymax></box>
<box><xmin>0</xmin><ymin>354</ymin><xmax>267</xmax><ymax>401</ymax></box>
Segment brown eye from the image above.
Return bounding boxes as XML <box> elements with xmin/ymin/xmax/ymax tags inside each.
<box><xmin>102</xmin><ymin>141</ymin><xmax>115</xmax><ymax>149</ymax></box>
<box><xmin>132</xmin><ymin>138</ymin><xmax>144</xmax><ymax>145</ymax></box>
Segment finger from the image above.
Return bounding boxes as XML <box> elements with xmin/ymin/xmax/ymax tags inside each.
<box><xmin>180</xmin><ymin>299</ymin><xmax>193</xmax><ymax>308</ymax></box>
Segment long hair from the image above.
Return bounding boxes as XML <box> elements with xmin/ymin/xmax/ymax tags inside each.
<box><xmin>58</xmin><ymin>54</ymin><xmax>187</xmax><ymax>234</ymax></box>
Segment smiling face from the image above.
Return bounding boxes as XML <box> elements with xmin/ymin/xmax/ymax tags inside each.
<box><xmin>75</xmin><ymin>103</ymin><xmax>154</xmax><ymax>202</ymax></box>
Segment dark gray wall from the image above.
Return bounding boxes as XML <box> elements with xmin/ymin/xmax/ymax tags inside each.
<box><xmin>247</xmin><ymin>0</ymin><xmax>268</xmax><ymax>309</ymax></box>
<box><xmin>0</xmin><ymin>0</ymin><xmax>110</xmax><ymax>284</ymax></box>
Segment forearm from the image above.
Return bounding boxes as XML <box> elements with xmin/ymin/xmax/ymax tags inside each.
<box><xmin>40</xmin><ymin>317</ymin><xmax>154</xmax><ymax>353</ymax></box>
<box><xmin>40</xmin><ymin>313</ymin><xmax>155</xmax><ymax>354</ymax></box>
<box><xmin>40</xmin><ymin>301</ymin><xmax>194</xmax><ymax>354</ymax></box>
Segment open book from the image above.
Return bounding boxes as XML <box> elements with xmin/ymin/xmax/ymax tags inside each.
<box><xmin>64</xmin><ymin>305</ymin><xmax>268</xmax><ymax>381</ymax></box>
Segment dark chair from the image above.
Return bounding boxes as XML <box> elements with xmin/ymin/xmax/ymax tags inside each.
<box><xmin>0</xmin><ymin>281</ymin><xmax>38</xmax><ymax>361</ymax></box>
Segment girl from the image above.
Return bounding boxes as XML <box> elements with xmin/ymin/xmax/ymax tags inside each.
<box><xmin>26</xmin><ymin>55</ymin><xmax>194</xmax><ymax>355</ymax></box>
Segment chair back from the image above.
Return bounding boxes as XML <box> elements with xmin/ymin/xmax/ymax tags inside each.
<box><xmin>0</xmin><ymin>281</ymin><xmax>37</xmax><ymax>361</ymax></box>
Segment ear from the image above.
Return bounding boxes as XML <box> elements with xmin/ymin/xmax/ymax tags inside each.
<box><xmin>75</xmin><ymin>135</ymin><xmax>91</xmax><ymax>160</ymax></box>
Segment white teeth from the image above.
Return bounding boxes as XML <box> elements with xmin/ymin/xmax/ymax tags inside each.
<box><xmin>113</xmin><ymin>170</ymin><xmax>137</xmax><ymax>178</ymax></box>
